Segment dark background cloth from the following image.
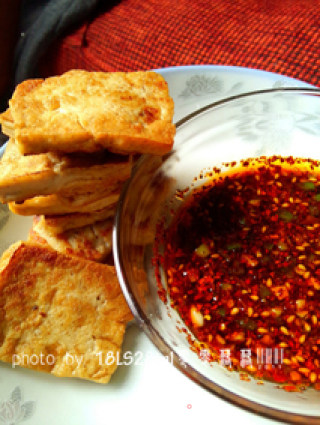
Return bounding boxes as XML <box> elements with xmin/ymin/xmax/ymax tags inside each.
<box><xmin>14</xmin><ymin>0</ymin><xmax>105</xmax><ymax>84</ymax></box>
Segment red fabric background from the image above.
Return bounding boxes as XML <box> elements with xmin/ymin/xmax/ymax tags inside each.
<box><xmin>40</xmin><ymin>0</ymin><xmax>320</xmax><ymax>86</ymax></box>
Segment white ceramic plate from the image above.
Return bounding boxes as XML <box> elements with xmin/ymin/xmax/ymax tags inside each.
<box><xmin>0</xmin><ymin>66</ymin><xmax>312</xmax><ymax>425</ymax></box>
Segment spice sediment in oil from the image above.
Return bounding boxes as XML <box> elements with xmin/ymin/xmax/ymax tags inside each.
<box><xmin>162</xmin><ymin>156</ymin><xmax>320</xmax><ymax>391</ymax></box>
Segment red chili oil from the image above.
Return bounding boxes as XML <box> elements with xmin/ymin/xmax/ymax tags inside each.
<box><xmin>159</xmin><ymin>156</ymin><xmax>320</xmax><ymax>391</ymax></box>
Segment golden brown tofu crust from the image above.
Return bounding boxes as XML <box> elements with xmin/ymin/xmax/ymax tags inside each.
<box><xmin>7</xmin><ymin>70</ymin><xmax>175</xmax><ymax>155</ymax></box>
<box><xmin>0</xmin><ymin>138</ymin><xmax>132</xmax><ymax>203</ymax></box>
<box><xmin>29</xmin><ymin>216</ymin><xmax>113</xmax><ymax>262</ymax></box>
<box><xmin>8</xmin><ymin>188</ymin><xmax>120</xmax><ymax>216</ymax></box>
<box><xmin>36</xmin><ymin>206</ymin><xmax>116</xmax><ymax>234</ymax></box>
<box><xmin>0</xmin><ymin>241</ymin><xmax>132</xmax><ymax>383</ymax></box>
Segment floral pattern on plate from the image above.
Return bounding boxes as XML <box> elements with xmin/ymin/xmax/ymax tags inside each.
<box><xmin>0</xmin><ymin>66</ymin><xmax>314</xmax><ymax>425</ymax></box>
<box><xmin>0</xmin><ymin>387</ymin><xmax>35</xmax><ymax>425</ymax></box>
<box><xmin>234</xmin><ymin>92</ymin><xmax>320</xmax><ymax>144</ymax></box>
<box><xmin>179</xmin><ymin>74</ymin><xmax>243</xmax><ymax>98</ymax></box>
<box><xmin>178</xmin><ymin>74</ymin><xmax>291</xmax><ymax>100</ymax></box>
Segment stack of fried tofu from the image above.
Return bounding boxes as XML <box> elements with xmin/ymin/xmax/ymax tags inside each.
<box><xmin>0</xmin><ymin>69</ymin><xmax>175</xmax><ymax>262</ymax></box>
<box><xmin>0</xmin><ymin>70</ymin><xmax>175</xmax><ymax>382</ymax></box>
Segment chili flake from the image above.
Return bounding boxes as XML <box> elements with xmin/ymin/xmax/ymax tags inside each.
<box><xmin>158</xmin><ymin>156</ymin><xmax>320</xmax><ymax>391</ymax></box>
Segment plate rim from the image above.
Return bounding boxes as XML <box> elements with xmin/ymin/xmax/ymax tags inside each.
<box><xmin>155</xmin><ymin>64</ymin><xmax>314</xmax><ymax>88</ymax></box>
<box><xmin>113</xmin><ymin>85</ymin><xmax>320</xmax><ymax>424</ymax></box>
<box><xmin>1</xmin><ymin>65</ymin><xmax>317</xmax><ymax>424</ymax></box>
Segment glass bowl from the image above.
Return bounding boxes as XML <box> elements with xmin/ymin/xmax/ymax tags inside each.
<box><xmin>113</xmin><ymin>88</ymin><xmax>320</xmax><ymax>423</ymax></box>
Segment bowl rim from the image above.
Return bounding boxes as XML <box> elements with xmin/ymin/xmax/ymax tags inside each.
<box><xmin>113</xmin><ymin>87</ymin><xmax>320</xmax><ymax>424</ymax></box>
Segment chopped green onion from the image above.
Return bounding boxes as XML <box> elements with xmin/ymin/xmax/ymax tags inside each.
<box><xmin>226</xmin><ymin>242</ymin><xmax>242</xmax><ymax>251</ymax></box>
<box><xmin>279</xmin><ymin>210</ymin><xmax>295</xmax><ymax>222</ymax></box>
<box><xmin>260</xmin><ymin>284</ymin><xmax>271</xmax><ymax>299</ymax></box>
<box><xmin>239</xmin><ymin>217</ymin><xmax>246</xmax><ymax>226</ymax></box>
<box><xmin>278</xmin><ymin>241</ymin><xmax>288</xmax><ymax>251</ymax></box>
<box><xmin>300</xmin><ymin>181</ymin><xmax>315</xmax><ymax>191</ymax></box>
<box><xmin>217</xmin><ymin>307</ymin><xmax>226</xmax><ymax>316</ymax></box>
<box><xmin>195</xmin><ymin>243</ymin><xmax>210</xmax><ymax>257</ymax></box>
<box><xmin>220</xmin><ymin>283</ymin><xmax>233</xmax><ymax>291</ymax></box>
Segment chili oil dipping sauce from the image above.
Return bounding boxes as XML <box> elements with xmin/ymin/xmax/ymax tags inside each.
<box><xmin>156</xmin><ymin>155</ymin><xmax>320</xmax><ymax>392</ymax></box>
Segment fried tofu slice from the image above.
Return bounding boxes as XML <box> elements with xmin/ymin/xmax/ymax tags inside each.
<box><xmin>0</xmin><ymin>108</ymin><xmax>13</xmax><ymax>137</ymax></box>
<box><xmin>0</xmin><ymin>138</ymin><xmax>132</xmax><ymax>203</ymax></box>
<box><xmin>35</xmin><ymin>207</ymin><xmax>116</xmax><ymax>235</ymax></box>
<box><xmin>9</xmin><ymin>188</ymin><xmax>120</xmax><ymax>216</ymax></box>
<box><xmin>29</xmin><ymin>216</ymin><xmax>113</xmax><ymax>262</ymax></box>
<box><xmin>0</xmin><ymin>241</ymin><xmax>132</xmax><ymax>383</ymax></box>
<box><xmin>3</xmin><ymin>70</ymin><xmax>175</xmax><ymax>155</ymax></box>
